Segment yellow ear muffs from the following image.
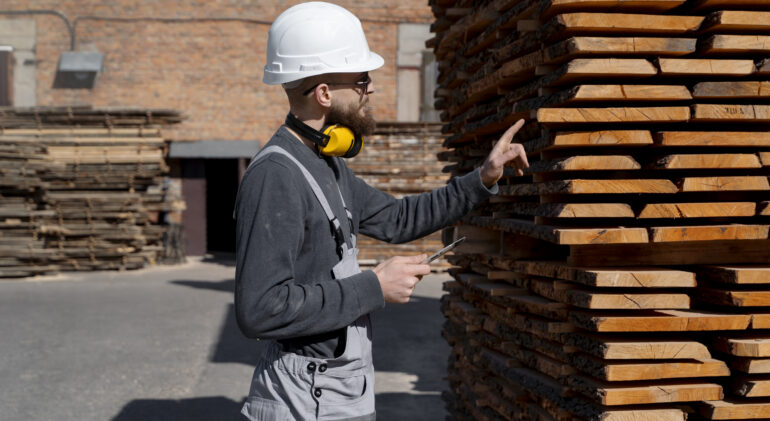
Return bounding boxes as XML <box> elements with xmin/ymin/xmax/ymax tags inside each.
<box><xmin>321</xmin><ymin>125</ymin><xmax>364</xmax><ymax>158</ymax></box>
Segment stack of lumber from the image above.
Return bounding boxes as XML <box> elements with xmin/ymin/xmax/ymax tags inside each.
<box><xmin>347</xmin><ymin>122</ymin><xmax>450</xmax><ymax>267</ymax></box>
<box><xmin>440</xmin><ymin>226</ymin><xmax>751</xmax><ymax>421</ymax></box>
<box><xmin>0</xmin><ymin>140</ymin><xmax>51</xmax><ymax>277</ymax></box>
<box><xmin>0</xmin><ymin>106</ymin><xmax>183</xmax><ymax>128</ymax></box>
<box><xmin>0</xmin><ymin>108</ymin><xmax>183</xmax><ymax>278</ymax></box>
<box><xmin>694</xmin><ymin>265</ymin><xmax>770</xmax><ymax>421</ymax></box>
<box><xmin>429</xmin><ymin>0</ymin><xmax>770</xmax><ymax>419</ymax></box>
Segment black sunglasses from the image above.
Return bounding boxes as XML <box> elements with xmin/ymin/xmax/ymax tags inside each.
<box><xmin>303</xmin><ymin>73</ymin><xmax>371</xmax><ymax>96</ymax></box>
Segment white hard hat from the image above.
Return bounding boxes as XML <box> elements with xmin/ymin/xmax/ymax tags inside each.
<box><xmin>263</xmin><ymin>2</ymin><xmax>385</xmax><ymax>85</ymax></box>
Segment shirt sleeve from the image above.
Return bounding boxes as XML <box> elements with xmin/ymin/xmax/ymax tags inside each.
<box><xmin>351</xmin><ymin>167</ymin><xmax>498</xmax><ymax>244</ymax></box>
<box><xmin>234</xmin><ymin>159</ymin><xmax>385</xmax><ymax>340</ymax></box>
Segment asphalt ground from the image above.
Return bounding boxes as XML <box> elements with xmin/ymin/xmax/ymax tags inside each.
<box><xmin>0</xmin><ymin>256</ymin><xmax>450</xmax><ymax>421</ymax></box>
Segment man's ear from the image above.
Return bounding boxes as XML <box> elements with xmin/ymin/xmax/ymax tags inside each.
<box><xmin>314</xmin><ymin>84</ymin><xmax>333</xmax><ymax>109</ymax></box>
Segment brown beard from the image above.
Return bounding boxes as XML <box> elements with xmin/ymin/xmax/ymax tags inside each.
<box><xmin>326</xmin><ymin>101</ymin><xmax>376</xmax><ymax>137</ymax></box>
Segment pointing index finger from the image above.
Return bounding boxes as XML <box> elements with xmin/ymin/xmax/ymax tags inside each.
<box><xmin>493</xmin><ymin>119</ymin><xmax>526</xmax><ymax>152</ymax></box>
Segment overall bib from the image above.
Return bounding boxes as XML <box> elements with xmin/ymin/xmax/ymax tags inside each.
<box><xmin>241</xmin><ymin>146</ymin><xmax>376</xmax><ymax>421</ymax></box>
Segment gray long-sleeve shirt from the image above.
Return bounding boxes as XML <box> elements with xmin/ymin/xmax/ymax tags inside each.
<box><xmin>234</xmin><ymin>126</ymin><xmax>497</xmax><ymax>358</ymax></box>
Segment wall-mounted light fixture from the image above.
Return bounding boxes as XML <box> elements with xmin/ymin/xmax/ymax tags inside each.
<box><xmin>53</xmin><ymin>51</ymin><xmax>103</xmax><ymax>89</ymax></box>
<box><xmin>0</xmin><ymin>10</ymin><xmax>104</xmax><ymax>90</ymax></box>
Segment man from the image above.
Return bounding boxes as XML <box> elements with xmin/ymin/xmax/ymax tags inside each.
<box><xmin>234</xmin><ymin>2</ymin><xmax>528</xmax><ymax>420</ymax></box>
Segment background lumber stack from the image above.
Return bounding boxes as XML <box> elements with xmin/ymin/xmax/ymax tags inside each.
<box><xmin>0</xmin><ymin>139</ymin><xmax>50</xmax><ymax>277</ymax></box>
<box><xmin>0</xmin><ymin>107</ymin><xmax>183</xmax><ymax>278</ymax></box>
<box><xmin>429</xmin><ymin>0</ymin><xmax>770</xmax><ymax>419</ymax></box>
<box><xmin>347</xmin><ymin>122</ymin><xmax>450</xmax><ymax>267</ymax></box>
<box><xmin>0</xmin><ymin>106</ymin><xmax>183</xmax><ymax>128</ymax></box>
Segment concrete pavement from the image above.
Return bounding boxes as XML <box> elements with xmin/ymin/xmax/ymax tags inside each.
<box><xmin>0</xmin><ymin>257</ymin><xmax>450</xmax><ymax>420</ymax></box>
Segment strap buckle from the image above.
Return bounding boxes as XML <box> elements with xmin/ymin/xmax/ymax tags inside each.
<box><xmin>330</xmin><ymin>217</ymin><xmax>346</xmax><ymax>252</ymax></box>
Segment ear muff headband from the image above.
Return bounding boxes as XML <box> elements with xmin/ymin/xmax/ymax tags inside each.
<box><xmin>284</xmin><ymin>113</ymin><xmax>363</xmax><ymax>158</ymax></box>
<box><xmin>285</xmin><ymin>113</ymin><xmax>329</xmax><ymax>147</ymax></box>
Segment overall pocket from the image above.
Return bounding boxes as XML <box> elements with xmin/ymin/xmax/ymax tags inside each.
<box><xmin>320</xmin><ymin>374</ymin><xmax>367</xmax><ymax>405</ymax></box>
<box><xmin>317</xmin><ymin>374</ymin><xmax>374</xmax><ymax>420</ymax></box>
<box><xmin>241</xmin><ymin>396</ymin><xmax>293</xmax><ymax>421</ymax></box>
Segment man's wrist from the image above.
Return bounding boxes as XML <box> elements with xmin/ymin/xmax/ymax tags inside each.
<box><xmin>477</xmin><ymin>168</ymin><xmax>499</xmax><ymax>192</ymax></box>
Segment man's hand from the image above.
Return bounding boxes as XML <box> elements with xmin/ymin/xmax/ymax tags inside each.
<box><xmin>373</xmin><ymin>254</ymin><xmax>431</xmax><ymax>303</ymax></box>
<box><xmin>479</xmin><ymin>119</ymin><xmax>529</xmax><ymax>188</ymax></box>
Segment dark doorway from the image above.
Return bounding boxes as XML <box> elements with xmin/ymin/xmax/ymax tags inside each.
<box><xmin>0</xmin><ymin>49</ymin><xmax>12</xmax><ymax>106</ymax></box>
<box><xmin>205</xmin><ymin>159</ymin><xmax>239</xmax><ymax>253</ymax></box>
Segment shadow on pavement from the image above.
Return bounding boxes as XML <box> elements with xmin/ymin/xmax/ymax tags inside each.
<box><xmin>376</xmin><ymin>393</ymin><xmax>445</xmax><ymax>421</ymax></box>
<box><xmin>111</xmin><ymin>396</ymin><xmax>244</xmax><ymax>421</ymax></box>
<box><xmin>171</xmin><ymin>279</ymin><xmax>234</xmax><ymax>293</ymax></box>
<box><xmin>170</xmin><ymin>279</ymin><xmax>265</xmax><ymax>366</ymax></box>
<box><xmin>210</xmin><ymin>303</ymin><xmax>266</xmax><ymax>366</ymax></box>
<box><xmin>372</xmin><ymin>295</ymin><xmax>449</xmax><ymax>394</ymax></box>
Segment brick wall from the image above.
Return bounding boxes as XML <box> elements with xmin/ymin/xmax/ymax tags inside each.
<box><xmin>0</xmin><ymin>1</ymin><xmax>432</xmax><ymax>142</ymax></box>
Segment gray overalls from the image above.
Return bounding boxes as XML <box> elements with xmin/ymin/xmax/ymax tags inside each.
<box><xmin>241</xmin><ymin>146</ymin><xmax>376</xmax><ymax>421</ymax></box>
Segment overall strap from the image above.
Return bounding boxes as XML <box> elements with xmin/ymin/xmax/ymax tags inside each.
<box><xmin>248</xmin><ymin>145</ymin><xmax>354</xmax><ymax>251</ymax></box>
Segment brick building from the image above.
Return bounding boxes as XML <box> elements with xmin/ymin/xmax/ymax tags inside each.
<box><xmin>0</xmin><ymin>1</ymin><xmax>440</xmax><ymax>255</ymax></box>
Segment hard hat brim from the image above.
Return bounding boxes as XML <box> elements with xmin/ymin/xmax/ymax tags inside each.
<box><xmin>263</xmin><ymin>52</ymin><xmax>385</xmax><ymax>85</ymax></box>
